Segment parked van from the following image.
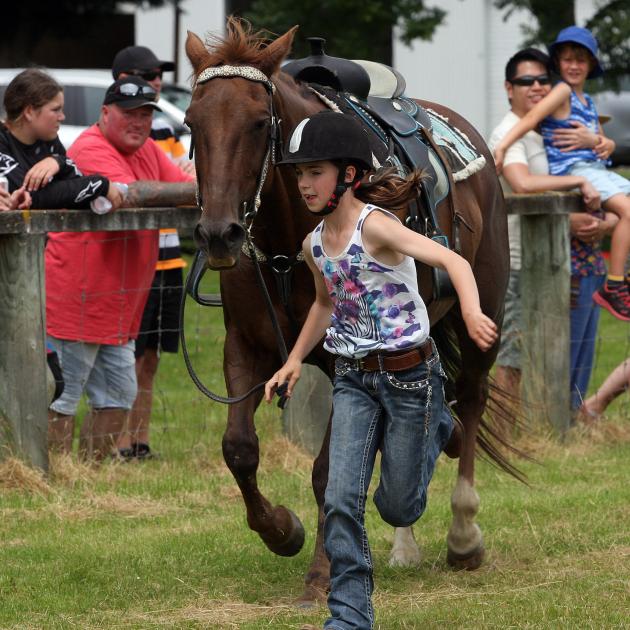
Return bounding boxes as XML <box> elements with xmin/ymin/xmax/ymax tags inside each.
<box><xmin>0</xmin><ymin>68</ymin><xmax>191</xmax><ymax>152</ymax></box>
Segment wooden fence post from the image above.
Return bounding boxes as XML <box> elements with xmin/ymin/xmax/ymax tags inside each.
<box><xmin>520</xmin><ymin>213</ymin><xmax>571</xmax><ymax>432</ymax></box>
<box><xmin>0</xmin><ymin>233</ymin><xmax>49</xmax><ymax>470</ymax></box>
<box><xmin>506</xmin><ymin>193</ymin><xmax>581</xmax><ymax>433</ymax></box>
<box><xmin>0</xmin><ymin>205</ymin><xmax>200</xmax><ymax>471</ymax></box>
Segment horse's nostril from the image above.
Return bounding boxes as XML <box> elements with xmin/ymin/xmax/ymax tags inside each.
<box><xmin>223</xmin><ymin>222</ymin><xmax>245</xmax><ymax>246</ymax></box>
<box><xmin>193</xmin><ymin>224</ymin><xmax>207</xmax><ymax>249</ymax></box>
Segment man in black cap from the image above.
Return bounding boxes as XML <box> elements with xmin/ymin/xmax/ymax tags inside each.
<box><xmin>46</xmin><ymin>76</ymin><xmax>195</xmax><ymax>461</ymax></box>
<box><xmin>111</xmin><ymin>46</ymin><xmax>195</xmax><ymax>461</ymax></box>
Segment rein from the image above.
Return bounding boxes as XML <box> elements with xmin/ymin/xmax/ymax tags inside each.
<box><xmin>181</xmin><ymin>64</ymin><xmax>294</xmax><ymax>408</ymax></box>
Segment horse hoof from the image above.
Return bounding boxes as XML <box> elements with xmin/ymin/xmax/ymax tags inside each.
<box><xmin>263</xmin><ymin>508</ymin><xmax>305</xmax><ymax>557</ymax></box>
<box><xmin>447</xmin><ymin>542</ymin><xmax>485</xmax><ymax>571</ymax></box>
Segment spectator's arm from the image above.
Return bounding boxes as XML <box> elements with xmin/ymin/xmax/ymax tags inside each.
<box><xmin>503</xmin><ymin>163</ymin><xmax>588</xmax><ymax>194</ymax></box>
<box><xmin>29</xmin><ymin>175</ymin><xmax>110</xmax><ymax>209</ymax></box>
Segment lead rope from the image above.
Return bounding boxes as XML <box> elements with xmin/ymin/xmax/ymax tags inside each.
<box><xmin>179</xmin><ymin>235</ymin><xmax>290</xmax><ymax>408</ymax></box>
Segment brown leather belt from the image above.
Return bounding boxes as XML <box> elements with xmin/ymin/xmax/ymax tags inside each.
<box><xmin>356</xmin><ymin>339</ymin><xmax>433</xmax><ymax>372</ymax></box>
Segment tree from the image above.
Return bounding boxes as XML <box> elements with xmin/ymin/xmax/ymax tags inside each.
<box><xmin>239</xmin><ymin>0</ymin><xmax>448</xmax><ymax>63</ymax></box>
<box><xmin>494</xmin><ymin>0</ymin><xmax>630</xmax><ymax>89</ymax></box>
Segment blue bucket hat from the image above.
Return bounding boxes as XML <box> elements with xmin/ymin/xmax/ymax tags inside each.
<box><xmin>549</xmin><ymin>26</ymin><xmax>603</xmax><ymax>79</ymax></box>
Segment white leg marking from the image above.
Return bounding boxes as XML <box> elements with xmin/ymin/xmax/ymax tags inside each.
<box><xmin>447</xmin><ymin>476</ymin><xmax>483</xmax><ymax>556</ymax></box>
<box><xmin>389</xmin><ymin>526</ymin><xmax>422</xmax><ymax>567</ymax></box>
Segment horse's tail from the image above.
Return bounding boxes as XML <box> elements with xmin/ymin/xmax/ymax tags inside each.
<box><xmin>432</xmin><ymin>317</ymin><xmax>531</xmax><ymax>483</ymax></box>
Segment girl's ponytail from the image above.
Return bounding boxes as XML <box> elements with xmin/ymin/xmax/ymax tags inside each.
<box><xmin>354</xmin><ymin>167</ymin><xmax>427</xmax><ymax>212</ymax></box>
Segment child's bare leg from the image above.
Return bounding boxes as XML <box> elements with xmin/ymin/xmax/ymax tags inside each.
<box><xmin>602</xmin><ymin>194</ymin><xmax>630</xmax><ymax>277</ymax></box>
<box><xmin>583</xmin><ymin>359</ymin><xmax>630</xmax><ymax>417</ymax></box>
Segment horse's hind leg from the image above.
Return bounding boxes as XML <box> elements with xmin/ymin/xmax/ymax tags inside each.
<box><xmin>446</xmin><ymin>324</ymin><xmax>495</xmax><ymax>570</ymax></box>
<box><xmin>222</xmin><ymin>333</ymin><xmax>305</xmax><ymax>558</ymax></box>
<box><xmin>389</xmin><ymin>526</ymin><xmax>422</xmax><ymax>567</ymax></box>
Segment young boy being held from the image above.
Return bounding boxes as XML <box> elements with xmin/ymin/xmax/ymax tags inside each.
<box><xmin>493</xmin><ymin>26</ymin><xmax>630</xmax><ymax>321</ymax></box>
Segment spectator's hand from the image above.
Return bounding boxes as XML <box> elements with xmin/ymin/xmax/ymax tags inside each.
<box><xmin>0</xmin><ymin>186</ymin><xmax>31</xmax><ymax>211</ymax></box>
<box><xmin>106</xmin><ymin>183</ymin><xmax>124</xmax><ymax>211</ymax></box>
<box><xmin>463</xmin><ymin>310</ymin><xmax>498</xmax><ymax>352</ymax></box>
<box><xmin>23</xmin><ymin>157</ymin><xmax>60</xmax><ymax>191</ymax></box>
<box><xmin>0</xmin><ymin>186</ymin><xmax>11</xmax><ymax>211</ymax></box>
<box><xmin>264</xmin><ymin>358</ymin><xmax>302</xmax><ymax>403</ymax></box>
<box><xmin>551</xmin><ymin>121</ymin><xmax>598</xmax><ymax>151</ymax></box>
<box><xmin>493</xmin><ymin>146</ymin><xmax>505</xmax><ymax>174</ymax></box>
<box><xmin>594</xmin><ymin>135</ymin><xmax>615</xmax><ymax>160</ymax></box>
<box><xmin>180</xmin><ymin>160</ymin><xmax>196</xmax><ymax>176</ymax></box>
<box><xmin>12</xmin><ymin>186</ymin><xmax>32</xmax><ymax>209</ymax></box>
<box><xmin>579</xmin><ymin>180</ymin><xmax>601</xmax><ymax>212</ymax></box>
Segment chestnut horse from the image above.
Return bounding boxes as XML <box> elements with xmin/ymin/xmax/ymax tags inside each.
<box><xmin>184</xmin><ymin>20</ymin><xmax>511</xmax><ymax>602</ymax></box>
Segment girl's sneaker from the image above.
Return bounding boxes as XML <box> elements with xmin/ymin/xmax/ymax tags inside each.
<box><xmin>592</xmin><ymin>283</ymin><xmax>630</xmax><ymax>321</ymax></box>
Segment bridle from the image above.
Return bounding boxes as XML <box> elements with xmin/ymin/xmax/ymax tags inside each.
<box><xmin>190</xmin><ymin>64</ymin><xmax>281</xmax><ymax>235</ymax></box>
<box><xmin>181</xmin><ymin>64</ymin><xmax>298</xmax><ymax>408</ymax></box>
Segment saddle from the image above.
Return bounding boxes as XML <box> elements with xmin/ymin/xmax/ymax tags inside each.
<box><xmin>284</xmin><ymin>39</ymin><xmax>486</xmax><ymax>301</ymax></box>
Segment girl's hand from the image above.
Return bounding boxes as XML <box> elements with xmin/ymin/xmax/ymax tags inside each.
<box><xmin>493</xmin><ymin>146</ymin><xmax>505</xmax><ymax>175</ymax></box>
<box><xmin>264</xmin><ymin>358</ymin><xmax>302</xmax><ymax>403</ymax></box>
<box><xmin>463</xmin><ymin>310</ymin><xmax>498</xmax><ymax>352</ymax></box>
<box><xmin>23</xmin><ymin>157</ymin><xmax>60</xmax><ymax>191</ymax></box>
<box><xmin>579</xmin><ymin>180</ymin><xmax>601</xmax><ymax>212</ymax></box>
<box><xmin>12</xmin><ymin>186</ymin><xmax>32</xmax><ymax>209</ymax></box>
<box><xmin>594</xmin><ymin>135</ymin><xmax>615</xmax><ymax>160</ymax></box>
<box><xmin>0</xmin><ymin>186</ymin><xmax>11</xmax><ymax>211</ymax></box>
<box><xmin>106</xmin><ymin>183</ymin><xmax>124</xmax><ymax>211</ymax></box>
<box><xmin>0</xmin><ymin>186</ymin><xmax>31</xmax><ymax>211</ymax></box>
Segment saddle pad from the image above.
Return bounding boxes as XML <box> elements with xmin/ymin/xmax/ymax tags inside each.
<box><xmin>425</xmin><ymin>109</ymin><xmax>486</xmax><ymax>182</ymax></box>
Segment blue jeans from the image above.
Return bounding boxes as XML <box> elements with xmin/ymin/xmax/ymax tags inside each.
<box><xmin>48</xmin><ymin>336</ymin><xmax>137</xmax><ymax>416</ymax></box>
<box><xmin>570</xmin><ymin>274</ymin><xmax>604</xmax><ymax>410</ymax></box>
<box><xmin>324</xmin><ymin>343</ymin><xmax>453</xmax><ymax>630</ymax></box>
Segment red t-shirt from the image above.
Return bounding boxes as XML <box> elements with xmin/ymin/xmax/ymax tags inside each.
<box><xmin>46</xmin><ymin>124</ymin><xmax>193</xmax><ymax>345</ymax></box>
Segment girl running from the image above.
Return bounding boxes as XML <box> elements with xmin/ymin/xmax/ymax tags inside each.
<box><xmin>264</xmin><ymin>111</ymin><xmax>497</xmax><ymax>630</ymax></box>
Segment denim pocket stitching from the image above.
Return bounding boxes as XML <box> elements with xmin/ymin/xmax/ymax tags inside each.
<box><xmin>385</xmin><ymin>371</ymin><xmax>430</xmax><ymax>390</ymax></box>
<box><xmin>334</xmin><ymin>361</ymin><xmax>352</xmax><ymax>377</ymax></box>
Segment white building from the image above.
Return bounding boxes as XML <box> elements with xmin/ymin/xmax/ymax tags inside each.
<box><xmin>135</xmin><ymin>0</ymin><xmax>600</xmax><ymax>140</ymax></box>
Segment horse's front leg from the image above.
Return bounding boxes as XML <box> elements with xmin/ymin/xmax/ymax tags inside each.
<box><xmin>222</xmin><ymin>331</ymin><xmax>305</xmax><ymax>557</ymax></box>
<box><xmin>446</xmin><ymin>325</ymin><xmax>491</xmax><ymax>570</ymax></box>
<box><xmin>298</xmin><ymin>416</ymin><xmax>331</xmax><ymax>605</ymax></box>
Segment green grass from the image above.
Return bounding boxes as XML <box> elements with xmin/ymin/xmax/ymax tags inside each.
<box><xmin>1</xmin><ymin>267</ymin><xmax>629</xmax><ymax>628</ymax></box>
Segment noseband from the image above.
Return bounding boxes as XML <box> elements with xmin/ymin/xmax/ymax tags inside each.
<box><xmin>191</xmin><ymin>64</ymin><xmax>281</xmax><ymax>234</ymax></box>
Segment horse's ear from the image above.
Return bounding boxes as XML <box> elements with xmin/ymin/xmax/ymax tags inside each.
<box><xmin>260</xmin><ymin>25</ymin><xmax>299</xmax><ymax>77</ymax></box>
<box><xmin>186</xmin><ymin>31</ymin><xmax>211</xmax><ymax>74</ymax></box>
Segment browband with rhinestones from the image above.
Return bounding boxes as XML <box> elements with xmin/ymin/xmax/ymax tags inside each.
<box><xmin>196</xmin><ymin>65</ymin><xmax>275</xmax><ymax>93</ymax></box>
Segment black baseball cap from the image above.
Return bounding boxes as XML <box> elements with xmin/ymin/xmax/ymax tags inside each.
<box><xmin>112</xmin><ymin>45</ymin><xmax>175</xmax><ymax>79</ymax></box>
<box><xmin>103</xmin><ymin>77</ymin><xmax>162</xmax><ymax>111</ymax></box>
<box><xmin>505</xmin><ymin>48</ymin><xmax>550</xmax><ymax>81</ymax></box>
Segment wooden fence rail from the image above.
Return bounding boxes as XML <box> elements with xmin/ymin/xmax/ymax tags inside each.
<box><xmin>0</xmin><ymin>192</ymin><xmax>582</xmax><ymax>470</ymax></box>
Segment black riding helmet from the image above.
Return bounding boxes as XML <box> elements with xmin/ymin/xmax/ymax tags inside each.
<box><xmin>278</xmin><ymin>111</ymin><xmax>373</xmax><ymax>214</ymax></box>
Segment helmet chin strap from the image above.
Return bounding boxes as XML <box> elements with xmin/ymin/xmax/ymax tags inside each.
<box><xmin>311</xmin><ymin>163</ymin><xmax>360</xmax><ymax>217</ymax></box>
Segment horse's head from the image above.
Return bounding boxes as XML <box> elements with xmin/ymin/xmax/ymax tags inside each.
<box><xmin>185</xmin><ymin>20</ymin><xmax>297</xmax><ymax>269</ymax></box>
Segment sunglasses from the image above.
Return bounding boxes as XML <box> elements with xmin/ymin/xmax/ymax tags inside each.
<box><xmin>510</xmin><ymin>74</ymin><xmax>551</xmax><ymax>87</ymax></box>
<box><xmin>128</xmin><ymin>69</ymin><xmax>163</xmax><ymax>81</ymax></box>
<box><xmin>114</xmin><ymin>83</ymin><xmax>158</xmax><ymax>98</ymax></box>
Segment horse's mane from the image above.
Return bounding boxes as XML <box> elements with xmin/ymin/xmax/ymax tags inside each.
<box><xmin>201</xmin><ymin>16</ymin><xmax>277</xmax><ymax>71</ymax></box>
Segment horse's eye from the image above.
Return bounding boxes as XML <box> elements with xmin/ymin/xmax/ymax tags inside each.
<box><xmin>253</xmin><ymin>119</ymin><xmax>267</xmax><ymax>132</ymax></box>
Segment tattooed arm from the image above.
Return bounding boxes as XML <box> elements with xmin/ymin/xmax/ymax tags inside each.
<box><xmin>124</xmin><ymin>181</ymin><xmax>197</xmax><ymax>207</ymax></box>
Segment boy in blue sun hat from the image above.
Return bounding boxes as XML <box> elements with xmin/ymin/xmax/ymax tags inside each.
<box><xmin>493</xmin><ymin>26</ymin><xmax>630</xmax><ymax>322</ymax></box>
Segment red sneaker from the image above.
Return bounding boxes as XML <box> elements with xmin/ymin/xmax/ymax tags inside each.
<box><xmin>593</xmin><ymin>284</ymin><xmax>630</xmax><ymax>321</ymax></box>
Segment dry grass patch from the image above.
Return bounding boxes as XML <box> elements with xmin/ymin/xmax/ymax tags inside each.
<box><xmin>259</xmin><ymin>436</ymin><xmax>313</xmax><ymax>475</ymax></box>
<box><xmin>104</xmin><ymin>597</ymin><xmax>300</xmax><ymax>628</ymax></box>
<box><xmin>0</xmin><ymin>457</ymin><xmax>52</xmax><ymax>497</ymax></box>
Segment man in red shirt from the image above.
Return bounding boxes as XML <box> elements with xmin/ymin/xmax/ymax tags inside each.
<box><xmin>46</xmin><ymin>76</ymin><xmax>195</xmax><ymax>460</ymax></box>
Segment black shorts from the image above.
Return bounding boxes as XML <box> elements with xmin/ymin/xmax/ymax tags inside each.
<box><xmin>135</xmin><ymin>268</ymin><xmax>184</xmax><ymax>358</ymax></box>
